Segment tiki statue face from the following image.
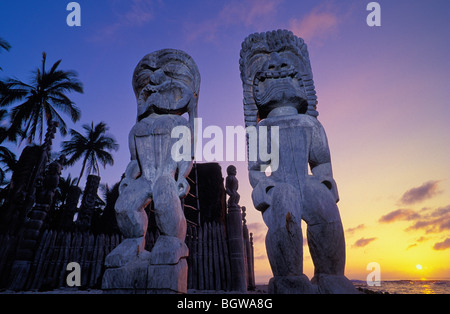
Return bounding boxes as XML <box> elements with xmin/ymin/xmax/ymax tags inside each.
<box><xmin>239</xmin><ymin>30</ymin><xmax>318</xmax><ymax>125</ymax></box>
<box><xmin>132</xmin><ymin>49</ymin><xmax>200</xmax><ymax>122</ymax></box>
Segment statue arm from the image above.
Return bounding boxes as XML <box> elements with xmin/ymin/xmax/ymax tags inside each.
<box><xmin>176</xmin><ymin>159</ymin><xmax>193</xmax><ymax>199</ymax></box>
<box><xmin>124</xmin><ymin>160</ymin><xmax>140</xmax><ymax>181</ymax></box>
<box><xmin>125</xmin><ymin>130</ymin><xmax>141</xmax><ymax>179</ymax></box>
<box><xmin>119</xmin><ymin>130</ymin><xmax>141</xmax><ymax>194</ymax></box>
<box><xmin>248</xmin><ymin>159</ymin><xmax>271</xmax><ymax>188</ymax></box>
<box><xmin>309</xmin><ymin>122</ymin><xmax>339</xmax><ymax>202</ymax></box>
<box><xmin>249</xmin><ymin>159</ymin><xmax>276</xmax><ymax>212</ymax></box>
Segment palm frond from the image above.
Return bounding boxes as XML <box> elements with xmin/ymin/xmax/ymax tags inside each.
<box><xmin>0</xmin><ymin>146</ymin><xmax>17</xmax><ymax>171</ymax></box>
<box><xmin>49</xmin><ymin>59</ymin><xmax>62</xmax><ymax>73</ymax></box>
<box><xmin>0</xmin><ymin>37</ymin><xmax>11</xmax><ymax>52</ymax></box>
<box><xmin>0</xmin><ymin>52</ymin><xmax>83</xmax><ymax>143</ymax></box>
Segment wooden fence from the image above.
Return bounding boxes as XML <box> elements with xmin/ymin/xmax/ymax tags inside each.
<box><xmin>186</xmin><ymin>222</ymin><xmax>232</xmax><ymax>291</ymax></box>
<box><xmin>0</xmin><ymin>219</ymin><xmax>252</xmax><ymax>292</ymax></box>
<box><xmin>0</xmin><ymin>231</ymin><xmax>122</xmax><ymax>291</ymax></box>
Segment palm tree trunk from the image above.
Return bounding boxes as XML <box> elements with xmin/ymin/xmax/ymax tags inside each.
<box><xmin>95</xmin><ymin>158</ymin><xmax>100</xmax><ymax>177</ymax></box>
<box><xmin>77</xmin><ymin>156</ymin><xmax>88</xmax><ymax>186</ymax></box>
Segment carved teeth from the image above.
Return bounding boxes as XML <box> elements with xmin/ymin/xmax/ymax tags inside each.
<box><xmin>254</xmin><ymin>69</ymin><xmax>298</xmax><ymax>86</ymax></box>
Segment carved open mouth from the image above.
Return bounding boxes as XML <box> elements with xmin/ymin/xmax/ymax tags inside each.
<box><xmin>253</xmin><ymin>68</ymin><xmax>303</xmax><ymax>101</ymax></box>
<box><xmin>253</xmin><ymin>68</ymin><xmax>301</xmax><ymax>101</ymax></box>
<box><xmin>138</xmin><ymin>80</ymin><xmax>191</xmax><ymax>119</ymax></box>
<box><xmin>253</xmin><ymin>68</ymin><xmax>298</xmax><ymax>86</ymax></box>
<box><xmin>252</xmin><ymin>68</ymin><xmax>309</xmax><ymax>117</ymax></box>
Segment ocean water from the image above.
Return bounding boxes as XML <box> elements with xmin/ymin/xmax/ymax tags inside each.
<box><xmin>352</xmin><ymin>280</ymin><xmax>450</xmax><ymax>294</ymax></box>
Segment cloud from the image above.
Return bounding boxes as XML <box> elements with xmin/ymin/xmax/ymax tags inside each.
<box><xmin>220</xmin><ymin>0</ymin><xmax>282</xmax><ymax>28</ymax></box>
<box><xmin>399</xmin><ymin>180</ymin><xmax>442</xmax><ymax>205</ymax></box>
<box><xmin>247</xmin><ymin>222</ymin><xmax>266</xmax><ymax>232</ymax></box>
<box><xmin>379</xmin><ymin>209</ymin><xmax>420</xmax><ymax>223</ymax></box>
<box><xmin>429</xmin><ymin>205</ymin><xmax>450</xmax><ymax>218</ymax></box>
<box><xmin>254</xmin><ymin>254</ymin><xmax>268</xmax><ymax>260</ymax></box>
<box><xmin>406</xmin><ymin>236</ymin><xmax>431</xmax><ymax>250</ymax></box>
<box><xmin>405</xmin><ymin>205</ymin><xmax>450</xmax><ymax>234</ymax></box>
<box><xmin>184</xmin><ymin>0</ymin><xmax>283</xmax><ymax>42</ymax></box>
<box><xmin>250</xmin><ymin>233</ymin><xmax>265</xmax><ymax>244</ymax></box>
<box><xmin>377</xmin><ymin>205</ymin><xmax>450</xmax><ymax>235</ymax></box>
<box><xmin>416</xmin><ymin>236</ymin><xmax>427</xmax><ymax>242</ymax></box>
<box><xmin>345</xmin><ymin>224</ymin><xmax>365</xmax><ymax>234</ymax></box>
<box><xmin>123</xmin><ymin>0</ymin><xmax>154</xmax><ymax>25</ymax></box>
<box><xmin>247</xmin><ymin>222</ymin><xmax>267</xmax><ymax>244</ymax></box>
<box><xmin>289</xmin><ymin>3</ymin><xmax>343</xmax><ymax>45</ymax></box>
<box><xmin>353</xmin><ymin>237</ymin><xmax>377</xmax><ymax>248</ymax></box>
<box><xmin>90</xmin><ymin>0</ymin><xmax>154</xmax><ymax>42</ymax></box>
<box><xmin>433</xmin><ymin>238</ymin><xmax>450</xmax><ymax>251</ymax></box>
<box><xmin>377</xmin><ymin>203</ymin><xmax>449</xmax><ymax>252</ymax></box>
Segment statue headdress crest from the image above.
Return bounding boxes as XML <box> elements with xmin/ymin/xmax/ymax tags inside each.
<box><xmin>239</xmin><ymin>29</ymin><xmax>318</xmax><ymax>129</ymax></box>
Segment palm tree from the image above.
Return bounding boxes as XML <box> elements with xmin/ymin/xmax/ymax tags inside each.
<box><xmin>61</xmin><ymin>121</ymin><xmax>118</xmax><ymax>186</ymax></box>
<box><xmin>0</xmin><ymin>52</ymin><xmax>83</xmax><ymax>144</ymax></box>
<box><xmin>0</xmin><ymin>37</ymin><xmax>11</xmax><ymax>71</ymax></box>
<box><xmin>54</xmin><ymin>173</ymin><xmax>79</xmax><ymax>209</ymax></box>
<box><xmin>0</xmin><ymin>109</ymin><xmax>17</xmax><ymax>185</ymax></box>
<box><xmin>0</xmin><ymin>109</ymin><xmax>8</xmax><ymax>143</ymax></box>
<box><xmin>98</xmin><ymin>180</ymin><xmax>121</xmax><ymax>234</ymax></box>
<box><xmin>0</xmin><ymin>146</ymin><xmax>16</xmax><ymax>185</ymax></box>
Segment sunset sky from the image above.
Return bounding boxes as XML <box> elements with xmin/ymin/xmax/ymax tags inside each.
<box><xmin>1</xmin><ymin>0</ymin><xmax>449</xmax><ymax>283</ymax></box>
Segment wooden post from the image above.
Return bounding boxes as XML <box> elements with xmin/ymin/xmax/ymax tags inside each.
<box><xmin>212</xmin><ymin>222</ymin><xmax>221</xmax><ymax>290</ymax></box>
<box><xmin>214</xmin><ymin>222</ymin><xmax>226</xmax><ymax>290</ymax></box>
<box><xmin>186</xmin><ymin>225</ymin><xmax>193</xmax><ymax>290</ymax></box>
<box><xmin>207</xmin><ymin>222</ymin><xmax>214</xmax><ymax>290</ymax></box>
<box><xmin>226</xmin><ymin>205</ymin><xmax>247</xmax><ymax>292</ymax></box>
<box><xmin>249</xmin><ymin>233</ymin><xmax>256</xmax><ymax>289</ymax></box>
<box><xmin>242</xmin><ymin>206</ymin><xmax>255</xmax><ymax>290</ymax></box>
<box><xmin>58</xmin><ymin>232</ymin><xmax>72</xmax><ymax>288</ymax></box>
<box><xmin>191</xmin><ymin>226</ymin><xmax>198</xmax><ymax>290</ymax></box>
<box><xmin>201</xmin><ymin>224</ymin><xmax>208</xmax><ymax>290</ymax></box>
<box><xmin>27</xmin><ymin>229</ymin><xmax>49</xmax><ymax>290</ymax></box>
<box><xmin>197</xmin><ymin>225</ymin><xmax>204</xmax><ymax>290</ymax></box>
<box><xmin>221</xmin><ymin>224</ymin><xmax>232</xmax><ymax>291</ymax></box>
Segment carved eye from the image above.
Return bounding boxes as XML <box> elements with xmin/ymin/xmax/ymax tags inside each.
<box><xmin>265</xmin><ymin>186</ymin><xmax>274</xmax><ymax>193</ymax></box>
<box><xmin>322</xmin><ymin>180</ymin><xmax>333</xmax><ymax>190</ymax></box>
<box><xmin>142</xmin><ymin>64</ymin><xmax>158</xmax><ymax>72</ymax></box>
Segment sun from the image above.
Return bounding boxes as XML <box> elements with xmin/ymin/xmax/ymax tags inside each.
<box><xmin>416</xmin><ymin>264</ymin><xmax>423</xmax><ymax>270</ymax></box>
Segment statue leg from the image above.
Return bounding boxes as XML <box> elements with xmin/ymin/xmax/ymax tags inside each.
<box><xmin>262</xmin><ymin>183</ymin><xmax>315</xmax><ymax>293</ymax></box>
<box><xmin>104</xmin><ymin>177</ymin><xmax>152</xmax><ymax>268</ymax></box>
<box><xmin>263</xmin><ymin>183</ymin><xmax>302</xmax><ymax>276</ymax></box>
<box><xmin>150</xmin><ymin>174</ymin><xmax>188</xmax><ymax>264</ymax></box>
<box><xmin>303</xmin><ymin>178</ymin><xmax>356</xmax><ymax>293</ymax></box>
